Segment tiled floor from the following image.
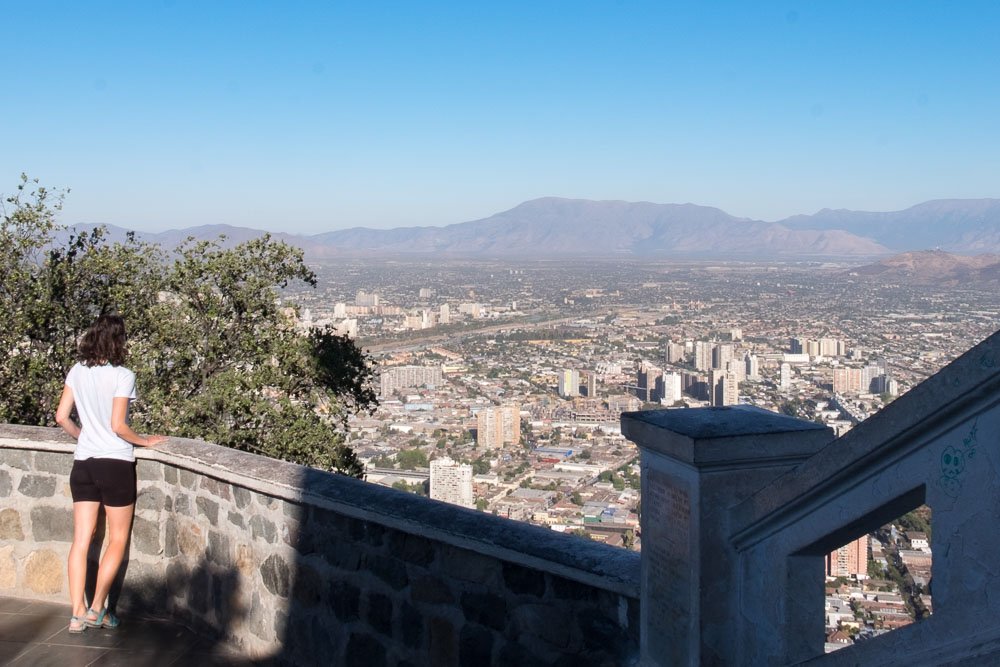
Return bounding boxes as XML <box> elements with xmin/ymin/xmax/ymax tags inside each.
<box><xmin>0</xmin><ymin>596</ymin><xmax>255</xmax><ymax>666</ymax></box>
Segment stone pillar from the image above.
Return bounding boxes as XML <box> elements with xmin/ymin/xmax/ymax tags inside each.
<box><xmin>621</xmin><ymin>406</ymin><xmax>833</xmax><ymax>666</ymax></box>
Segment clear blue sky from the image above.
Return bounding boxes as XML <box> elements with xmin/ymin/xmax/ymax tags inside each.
<box><xmin>2</xmin><ymin>1</ymin><xmax>998</xmax><ymax>233</ymax></box>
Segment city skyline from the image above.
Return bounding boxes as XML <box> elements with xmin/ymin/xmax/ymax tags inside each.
<box><xmin>2</xmin><ymin>2</ymin><xmax>999</xmax><ymax>233</ymax></box>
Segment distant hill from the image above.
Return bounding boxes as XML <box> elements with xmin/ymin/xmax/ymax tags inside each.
<box><xmin>778</xmin><ymin>199</ymin><xmax>1000</xmax><ymax>253</ymax></box>
<box><xmin>847</xmin><ymin>250</ymin><xmax>1000</xmax><ymax>284</ymax></box>
<box><xmin>65</xmin><ymin>196</ymin><xmax>1000</xmax><ymax>259</ymax></box>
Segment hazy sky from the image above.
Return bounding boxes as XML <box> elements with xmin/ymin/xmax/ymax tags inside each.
<box><xmin>2</xmin><ymin>2</ymin><xmax>998</xmax><ymax>233</ymax></box>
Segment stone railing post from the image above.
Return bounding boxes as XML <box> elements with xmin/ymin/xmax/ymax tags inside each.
<box><xmin>621</xmin><ymin>405</ymin><xmax>833</xmax><ymax>666</ymax></box>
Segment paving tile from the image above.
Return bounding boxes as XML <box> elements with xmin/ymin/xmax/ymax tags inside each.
<box><xmin>111</xmin><ymin>618</ymin><xmax>200</xmax><ymax>652</ymax></box>
<box><xmin>87</xmin><ymin>648</ymin><xmax>188</xmax><ymax>666</ymax></box>
<box><xmin>0</xmin><ymin>598</ymin><xmax>30</xmax><ymax>613</ymax></box>
<box><xmin>16</xmin><ymin>599</ymin><xmax>69</xmax><ymax>616</ymax></box>
<box><xmin>0</xmin><ymin>609</ymin><xmax>72</xmax><ymax>644</ymax></box>
<box><xmin>0</xmin><ymin>639</ymin><xmax>31</xmax><ymax>663</ymax></box>
<box><xmin>8</xmin><ymin>642</ymin><xmax>110</xmax><ymax>667</ymax></box>
<box><xmin>44</xmin><ymin>623</ymin><xmax>127</xmax><ymax>648</ymax></box>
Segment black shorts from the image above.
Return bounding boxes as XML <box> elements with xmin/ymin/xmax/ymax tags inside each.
<box><xmin>70</xmin><ymin>458</ymin><xmax>137</xmax><ymax>507</ymax></box>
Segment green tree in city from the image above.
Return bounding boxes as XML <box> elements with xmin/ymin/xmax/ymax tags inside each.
<box><xmin>396</xmin><ymin>449</ymin><xmax>429</xmax><ymax>470</ymax></box>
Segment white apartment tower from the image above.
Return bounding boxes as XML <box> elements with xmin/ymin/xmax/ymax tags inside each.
<box><xmin>430</xmin><ymin>457</ymin><xmax>474</xmax><ymax>508</ymax></box>
<box><xmin>694</xmin><ymin>341</ymin><xmax>713</xmax><ymax>372</ymax></box>
<box><xmin>557</xmin><ymin>369</ymin><xmax>580</xmax><ymax>398</ymax></box>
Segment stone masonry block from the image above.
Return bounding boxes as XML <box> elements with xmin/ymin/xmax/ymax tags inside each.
<box><xmin>136</xmin><ymin>459</ymin><xmax>162</xmax><ymax>481</ymax></box>
<box><xmin>292</xmin><ymin>563</ymin><xmax>323</xmax><ymax>607</ymax></box>
<box><xmin>132</xmin><ymin>516</ymin><xmax>162</xmax><ymax>555</ymax></box>
<box><xmin>136</xmin><ymin>487</ymin><xmax>166</xmax><ymax>512</ymax></box>
<box><xmin>174</xmin><ymin>492</ymin><xmax>192</xmax><ymax>516</ymax></box>
<box><xmin>1</xmin><ymin>449</ymin><xmax>32</xmax><ymax>470</ymax></box>
<box><xmin>260</xmin><ymin>553</ymin><xmax>290</xmax><ymax>598</ymax></box>
<box><xmin>578</xmin><ymin>606</ymin><xmax>622</xmax><ymax>651</ymax></box>
<box><xmin>329</xmin><ymin>579</ymin><xmax>361</xmax><ymax>622</ymax></box>
<box><xmin>18</xmin><ymin>475</ymin><xmax>56</xmax><ymax>498</ymax></box>
<box><xmin>25</xmin><ymin>549</ymin><xmax>63</xmax><ymax>594</ymax></box>
<box><xmin>196</xmin><ymin>496</ymin><xmax>219</xmax><ymax>524</ymax></box>
<box><xmin>512</xmin><ymin>603</ymin><xmax>572</xmax><ymax>649</ymax></box>
<box><xmin>435</xmin><ymin>545</ymin><xmax>500</xmax><ymax>586</ymax></box>
<box><xmin>0</xmin><ymin>469</ymin><xmax>11</xmax><ymax>497</ymax></box>
<box><xmin>366</xmin><ymin>591</ymin><xmax>393</xmax><ymax>635</ymax></box>
<box><xmin>30</xmin><ymin>506</ymin><xmax>73</xmax><ymax>542</ymax></box>
<box><xmin>177</xmin><ymin>520</ymin><xmax>205</xmax><ymax>557</ymax></box>
<box><xmin>400</xmin><ymin>601</ymin><xmax>424</xmax><ymax>649</ymax></box>
<box><xmin>233</xmin><ymin>486</ymin><xmax>251</xmax><ymax>509</ymax></box>
<box><xmin>345</xmin><ymin>633</ymin><xmax>387</xmax><ymax>667</ymax></box>
<box><xmin>409</xmin><ymin>575</ymin><xmax>455</xmax><ymax>605</ymax></box>
<box><xmin>282</xmin><ymin>500</ymin><xmax>301</xmax><ymax>518</ymax></box>
<box><xmin>0</xmin><ymin>509</ymin><xmax>25</xmax><ymax>541</ymax></box>
<box><xmin>250</xmin><ymin>515</ymin><xmax>277</xmax><ymax>543</ymax></box>
<box><xmin>549</xmin><ymin>573</ymin><xmax>599</xmax><ymax>602</ymax></box>
<box><xmin>503</xmin><ymin>562</ymin><xmax>547</xmax><ymax>598</ymax></box>
<box><xmin>228</xmin><ymin>511</ymin><xmax>245</xmax><ymax>529</ymax></box>
<box><xmin>255</xmin><ymin>492</ymin><xmax>277</xmax><ymax>509</ymax></box>
<box><xmin>428</xmin><ymin>615</ymin><xmax>458</xmax><ymax>667</ymax></box>
<box><xmin>165</xmin><ymin>519</ymin><xmax>178</xmax><ymax>557</ymax></box>
<box><xmin>388</xmin><ymin>531</ymin><xmax>436</xmax><ymax>568</ymax></box>
<box><xmin>178</xmin><ymin>469</ymin><xmax>197</xmax><ymax>488</ymax></box>
<box><xmin>163</xmin><ymin>465</ymin><xmax>178</xmax><ymax>484</ymax></box>
<box><xmin>461</xmin><ymin>591</ymin><xmax>508</xmax><ymax>632</ymax></box>
<box><xmin>207</xmin><ymin>531</ymin><xmax>231</xmax><ymax>565</ymax></box>
<box><xmin>32</xmin><ymin>451</ymin><xmax>70</xmax><ymax>474</ymax></box>
<box><xmin>366</xmin><ymin>554</ymin><xmax>409</xmax><ymax>591</ymax></box>
<box><xmin>497</xmin><ymin>642</ymin><xmax>554</xmax><ymax>667</ymax></box>
<box><xmin>459</xmin><ymin>624</ymin><xmax>495</xmax><ymax>666</ymax></box>
<box><xmin>200</xmin><ymin>476</ymin><xmax>232</xmax><ymax>501</ymax></box>
<box><xmin>348</xmin><ymin>519</ymin><xmax>385</xmax><ymax>548</ymax></box>
<box><xmin>320</xmin><ymin>539</ymin><xmax>362</xmax><ymax>572</ymax></box>
<box><xmin>0</xmin><ymin>545</ymin><xmax>15</xmax><ymax>589</ymax></box>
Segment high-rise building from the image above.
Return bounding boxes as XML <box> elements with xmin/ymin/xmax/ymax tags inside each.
<box><xmin>826</xmin><ymin>534</ymin><xmax>870</xmax><ymax>578</ymax></box>
<box><xmin>658</xmin><ymin>372</ymin><xmax>683</xmax><ymax>405</ymax></box>
<box><xmin>665</xmin><ymin>341</ymin><xmax>686</xmax><ymax>364</ymax></box>
<box><xmin>355</xmin><ymin>290</ymin><xmax>380</xmax><ymax>307</ymax></box>
<box><xmin>583</xmin><ymin>371</ymin><xmax>597</xmax><ymax>398</ymax></box>
<box><xmin>430</xmin><ymin>457</ymin><xmax>474</xmax><ymax>508</ymax></box>
<box><xmin>712</xmin><ymin>343</ymin><xmax>734</xmax><ymax>371</ymax></box>
<box><xmin>779</xmin><ymin>363</ymin><xmax>792</xmax><ymax>390</ymax></box>
<box><xmin>380</xmin><ymin>365</ymin><xmax>443</xmax><ymax>398</ymax></box>
<box><xmin>710</xmin><ymin>369</ymin><xmax>739</xmax><ymax>406</ymax></box>
<box><xmin>695</xmin><ymin>341</ymin><xmax>713</xmax><ymax>372</ymax></box>
<box><xmin>558</xmin><ymin>369</ymin><xmax>581</xmax><ymax>398</ymax></box>
<box><xmin>439</xmin><ymin>303</ymin><xmax>450</xmax><ymax>325</ymax></box>
<box><xmin>636</xmin><ymin>363</ymin><xmax>663</xmax><ymax>402</ymax></box>
<box><xmin>476</xmin><ymin>405</ymin><xmax>521</xmax><ymax>449</ymax></box>
<box><xmin>744</xmin><ymin>353</ymin><xmax>760</xmax><ymax>381</ymax></box>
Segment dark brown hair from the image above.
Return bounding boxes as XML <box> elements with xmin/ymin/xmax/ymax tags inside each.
<box><xmin>78</xmin><ymin>314</ymin><xmax>128</xmax><ymax>367</ymax></box>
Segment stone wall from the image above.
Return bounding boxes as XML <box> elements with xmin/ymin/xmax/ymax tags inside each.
<box><xmin>0</xmin><ymin>424</ymin><xmax>640</xmax><ymax>666</ymax></box>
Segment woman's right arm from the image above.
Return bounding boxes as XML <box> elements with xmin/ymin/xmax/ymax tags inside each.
<box><xmin>111</xmin><ymin>396</ymin><xmax>168</xmax><ymax>447</ymax></box>
<box><xmin>55</xmin><ymin>385</ymin><xmax>81</xmax><ymax>440</ymax></box>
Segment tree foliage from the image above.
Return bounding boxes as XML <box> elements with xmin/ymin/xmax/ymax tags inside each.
<box><xmin>0</xmin><ymin>175</ymin><xmax>376</xmax><ymax>476</ymax></box>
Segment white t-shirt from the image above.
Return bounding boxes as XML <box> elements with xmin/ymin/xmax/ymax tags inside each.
<box><xmin>65</xmin><ymin>362</ymin><xmax>138</xmax><ymax>462</ymax></box>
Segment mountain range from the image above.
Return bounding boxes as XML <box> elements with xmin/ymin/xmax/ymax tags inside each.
<box><xmin>72</xmin><ymin>197</ymin><xmax>1000</xmax><ymax>259</ymax></box>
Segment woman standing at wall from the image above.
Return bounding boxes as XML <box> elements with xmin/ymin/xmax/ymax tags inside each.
<box><xmin>54</xmin><ymin>314</ymin><xmax>167</xmax><ymax>633</ymax></box>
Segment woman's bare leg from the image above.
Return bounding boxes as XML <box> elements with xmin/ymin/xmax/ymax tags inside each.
<box><xmin>69</xmin><ymin>502</ymin><xmax>101</xmax><ymax>617</ymax></box>
<box><xmin>89</xmin><ymin>503</ymin><xmax>135</xmax><ymax>613</ymax></box>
